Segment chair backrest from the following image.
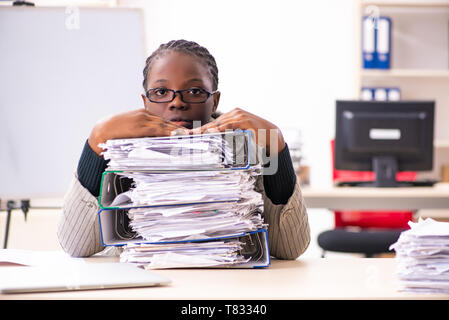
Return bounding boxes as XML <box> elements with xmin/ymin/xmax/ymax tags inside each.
<box><xmin>330</xmin><ymin>140</ymin><xmax>413</xmax><ymax>229</ymax></box>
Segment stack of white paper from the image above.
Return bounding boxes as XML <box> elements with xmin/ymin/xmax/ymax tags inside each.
<box><xmin>111</xmin><ymin>168</ymin><xmax>262</xmax><ymax>207</ymax></box>
<box><xmin>120</xmin><ymin>240</ymin><xmax>249</xmax><ymax>269</ymax></box>
<box><xmin>100</xmin><ymin>133</ymin><xmax>234</xmax><ymax>170</ymax></box>
<box><xmin>126</xmin><ymin>198</ymin><xmax>265</xmax><ymax>243</ymax></box>
<box><xmin>100</xmin><ymin>132</ymin><xmax>265</xmax><ymax>269</ymax></box>
<box><xmin>389</xmin><ymin>218</ymin><xmax>449</xmax><ymax>294</ymax></box>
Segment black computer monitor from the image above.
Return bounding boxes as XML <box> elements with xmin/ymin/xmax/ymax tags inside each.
<box><xmin>334</xmin><ymin>100</ymin><xmax>434</xmax><ymax>187</ymax></box>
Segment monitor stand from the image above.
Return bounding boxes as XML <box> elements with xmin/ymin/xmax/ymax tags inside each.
<box><xmin>335</xmin><ymin>155</ymin><xmax>437</xmax><ymax>188</ymax></box>
<box><xmin>372</xmin><ymin>155</ymin><xmax>399</xmax><ymax>187</ymax></box>
<box><xmin>345</xmin><ymin>156</ymin><xmax>411</xmax><ymax>188</ymax></box>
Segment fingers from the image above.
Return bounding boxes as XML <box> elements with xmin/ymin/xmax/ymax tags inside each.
<box><xmin>170</xmin><ymin>127</ymin><xmax>191</xmax><ymax>136</ymax></box>
<box><xmin>137</xmin><ymin>107</ymin><xmax>254</xmax><ymax>137</ymax></box>
<box><xmin>189</xmin><ymin>111</ymin><xmax>234</xmax><ymax>134</ymax></box>
<box><xmin>190</xmin><ymin>114</ymin><xmax>245</xmax><ymax>134</ymax></box>
<box><xmin>141</xmin><ymin>120</ymin><xmax>189</xmax><ymax>137</ymax></box>
<box><xmin>125</xmin><ymin>110</ymin><xmax>188</xmax><ymax>137</ymax></box>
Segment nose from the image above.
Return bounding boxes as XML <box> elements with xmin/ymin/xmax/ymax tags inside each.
<box><xmin>169</xmin><ymin>91</ymin><xmax>189</xmax><ymax>111</ymax></box>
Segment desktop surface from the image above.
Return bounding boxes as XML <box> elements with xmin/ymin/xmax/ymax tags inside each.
<box><xmin>1</xmin><ymin>256</ymin><xmax>448</xmax><ymax>300</ymax></box>
<box><xmin>302</xmin><ymin>183</ymin><xmax>449</xmax><ymax>210</ymax></box>
<box><xmin>335</xmin><ymin>180</ymin><xmax>437</xmax><ymax>187</ymax></box>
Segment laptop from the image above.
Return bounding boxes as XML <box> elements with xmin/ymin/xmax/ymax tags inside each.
<box><xmin>0</xmin><ymin>262</ymin><xmax>171</xmax><ymax>294</ymax></box>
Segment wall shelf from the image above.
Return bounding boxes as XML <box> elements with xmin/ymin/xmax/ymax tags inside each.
<box><xmin>362</xmin><ymin>1</ymin><xmax>449</xmax><ymax>8</ymax></box>
<box><xmin>361</xmin><ymin>69</ymin><xmax>449</xmax><ymax>78</ymax></box>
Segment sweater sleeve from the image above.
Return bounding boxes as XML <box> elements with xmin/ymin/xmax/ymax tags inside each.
<box><xmin>262</xmin><ymin>181</ymin><xmax>310</xmax><ymax>260</ymax></box>
<box><xmin>77</xmin><ymin>139</ymin><xmax>108</xmax><ymax>197</ymax></box>
<box><xmin>254</xmin><ymin>144</ymin><xmax>310</xmax><ymax>260</ymax></box>
<box><xmin>262</xmin><ymin>143</ymin><xmax>296</xmax><ymax>205</ymax></box>
<box><xmin>57</xmin><ymin>172</ymin><xmax>105</xmax><ymax>257</ymax></box>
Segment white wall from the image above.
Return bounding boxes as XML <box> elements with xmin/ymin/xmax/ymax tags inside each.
<box><xmin>122</xmin><ymin>0</ymin><xmax>358</xmax><ymax>187</ymax></box>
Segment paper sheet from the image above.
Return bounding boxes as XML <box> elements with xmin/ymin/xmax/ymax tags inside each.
<box><xmin>100</xmin><ymin>133</ymin><xmax>241</xmax><ymax>171</ymax></box>
<box><xmin>0</xmin><ymin>249</ymin><xmax>85</xmax><ymax>267</ymax></box>
<box><xmin>390</xmin><ymin>218</ymin><xmax>449</xmax><ymax>294</ymax></box>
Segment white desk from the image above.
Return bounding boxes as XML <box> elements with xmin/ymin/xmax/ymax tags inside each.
<box><xmin>302</xmin><ymin>183</ymin><xmax>449</xmax><ymax>210</ymax></box>
<box><xmin>1</xmin><ymin>256</ymin><xmax>448</xmax><ymax>300</ymax></box>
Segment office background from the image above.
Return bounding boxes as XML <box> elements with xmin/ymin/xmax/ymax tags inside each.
<box><xmin>1</xmin><ymin>0</ymin><xmax>448</xmax><ymax>258</ymax></box>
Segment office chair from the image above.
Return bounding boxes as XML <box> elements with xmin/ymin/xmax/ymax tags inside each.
<box><xmin>317</xmin><ymin>141</ymin><xmax>414</xmax><ymax>258</ymax></box>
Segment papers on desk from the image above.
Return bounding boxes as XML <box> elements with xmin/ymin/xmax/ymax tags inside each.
<box><xmin>111</xmin><ymin>166</ymin><xmax>262</xmax><ymax>207</ymax></box>
<box><xmin>120</xmin><ymin>239</ymin><xmax>249</xmax><ymax>269</ymax></box>
<box><xmin>389</xmin><ymin>218</ymin><xmax>449</xmax><ymax>294</ymax></box>
<box><xmin>100</xmin><ymin>131</ymin><xmax>248</xmax><ymax>171</ymax></box>
<box><xmin>0</xmin><ymin>249</ymin><xmax>85</xmax><ymax>267</ymax></box>
<box><xmin>98</xmin><ymin>131</ymin><xmax>269</xmax><ymax>269</ymax></box>
<box><xmin>127</xmin><ymin>198</ymin><xmax>265</xmax><ymax>243</ymax></box>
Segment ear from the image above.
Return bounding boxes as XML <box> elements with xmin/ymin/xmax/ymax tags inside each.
<box><xmin>212</xmin><ymin>91</ymin><xmax>221</xmax><ymax>113</ymax></box>
<box><xmin>141</xmin><ymin>94</ymin><xmax>150</xmax><ymax>111</ymax></box>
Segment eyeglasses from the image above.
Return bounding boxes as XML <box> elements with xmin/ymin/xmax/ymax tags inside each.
<box><xmin>145</xmin><ymin>87</ymin><xmax>217</xmax><ymax>104</ymax></box>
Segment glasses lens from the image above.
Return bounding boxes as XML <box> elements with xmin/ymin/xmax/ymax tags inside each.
<box><xmin>182</xmin><ymin>88</ymin><xmax>209</xmax><ymax>103</ymax></box>
<box><xmin>148</xmin><ymin>88</ymin><xmax>174</xmax><ymax>102</ymax></box>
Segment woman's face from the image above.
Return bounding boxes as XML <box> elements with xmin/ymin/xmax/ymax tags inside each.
<box><xmin>142</xmin><ymin>51</ymin><xmax>220</xmax><ymax>129</ymax></box>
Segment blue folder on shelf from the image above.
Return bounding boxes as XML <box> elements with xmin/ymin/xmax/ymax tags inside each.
<box><xmin>376</xmin><ymin>16</ymin><xmax>391</xmax><ymax>69</ymax></box>
<box><xmin>361</xmin><ymin>86</ymin><xmax>401</xmax><ymax>101</ymax></box>
<box><xmin>362</xmin><ymin>16</ymin><xmax>391</xmax><ymax>69</ymax></box>
<box><xmin>362</xmin><ymin>16</ymin><xmax>377</xmax><ymax>69</ymax></box>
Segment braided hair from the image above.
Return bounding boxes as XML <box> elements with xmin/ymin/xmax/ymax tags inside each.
<box><xmin>142</xmin><ymin>39</ymin><xmax>219</xmax><ymax>92</ymax></box>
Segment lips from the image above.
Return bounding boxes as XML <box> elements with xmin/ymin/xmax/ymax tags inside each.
<box><xmin>169</xmin><ymin>118</ymin><xmax>194</xmax><ymax>129</ymax></box>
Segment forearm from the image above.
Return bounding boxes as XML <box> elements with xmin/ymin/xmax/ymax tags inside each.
<box><xmin>263</xmin><ymin>143</ymin><xmax>297</xmax><ymax>205</ymax></box>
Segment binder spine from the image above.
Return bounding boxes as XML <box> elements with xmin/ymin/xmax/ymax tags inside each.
<box><xmin>376</xmin><ymin>16</ymin><xmax>391</xmax><ymax>69</ymax></box>
<box><xmin>251</xmin><ymin>228</ymin><xmax>271</xmax><ymax>269</ymax></box>
<box><xmin>362</xmin><ymin>16</ymin><xmax>376</xmax><ymax>69</ymax></box>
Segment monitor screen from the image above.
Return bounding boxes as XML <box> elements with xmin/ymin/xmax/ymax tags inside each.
<box><xmin>334</xmin><ymin>100</ymin><xmax>434</xmax><ymax>187</ymax></box>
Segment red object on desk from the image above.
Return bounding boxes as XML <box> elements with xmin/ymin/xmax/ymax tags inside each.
<box><xmin>331</xmin><ymin>140</ymin><xmax>413</xmax><ymax>229</ymax></box>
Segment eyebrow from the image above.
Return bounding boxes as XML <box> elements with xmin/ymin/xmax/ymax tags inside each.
<box><xmin>184</xmin><ymin>78</ymin><xmax>204</xmax><ymax>84</ymax></box>
<box><xmin>153</xmin><ymin>79</ymin><xmax>168</xmax><ymax>84</ymax></box>
<box><xmin>150</xmin><ymin>78</ymin><xmax>205</xmax><ymax>87</ymax></box>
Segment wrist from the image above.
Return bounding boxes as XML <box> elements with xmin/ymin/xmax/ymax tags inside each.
<box><xmin>78</xmin><ymin>139</ymin><xmax>109</xmax><ymax>197</ymax></box>
<box><xmin>267</xmin><ymin>127</ymin><xmax>285</xmax><ymax>156</ymax></box>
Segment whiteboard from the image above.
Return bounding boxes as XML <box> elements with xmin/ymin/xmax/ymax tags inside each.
<box><xmin>0</xmin><ymin>6</ymin><xmax>145</xmax><ymax>198</ymax></box>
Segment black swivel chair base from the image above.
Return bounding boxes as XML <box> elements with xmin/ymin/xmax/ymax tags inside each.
<box><xmin>317</xmin><ymin>228</ymin><xmax>405</xmax><ymax>258</ymax></box>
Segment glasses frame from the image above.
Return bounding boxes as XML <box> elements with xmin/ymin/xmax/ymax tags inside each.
<box><xmin>145</xmin><ymin>87</ymin><xmax>218</xmax><ymax>104</ymax></box>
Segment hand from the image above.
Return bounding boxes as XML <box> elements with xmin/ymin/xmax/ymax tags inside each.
<box><xmin>88</xmin><ymin>108</ymin><xmax>188</xmax><ymax>156</ymax></box>
<box><xmin>189</xmin><ymin>108</ymin><xmax>285</xmax><ymax>156</ymax></box>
